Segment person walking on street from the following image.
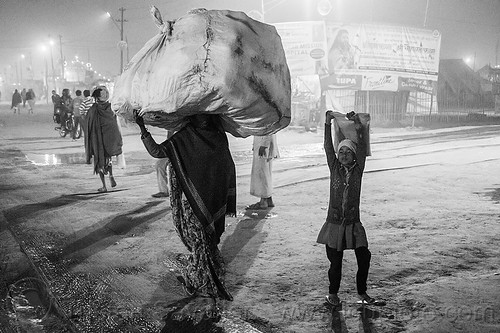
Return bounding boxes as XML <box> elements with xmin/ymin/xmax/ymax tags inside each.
<box><xmin>11</xmin><ymin>89</ymin><xmax>22</xmax><ymax>114</ymax></box>
<box><xmin>85</xmin><ymin>86</ymin><xmax>122</xmax><ymax>193</ymax></box>
<box><xmin>246</xmin><ymin>134</ymin><xmax>279</xmax><ymax>209</ymax></box>
<box><xmin>51</xmin><ymin>90</ymin><xmax>62</xmax><ymax>124</ymax></box>
<box><xmin>26</xmin><ymin>89</ymin><xmax>36</xmax><ymax>114</ymax></box>
<box><xmin>317</xmin><ymin>110</ymin><xmax>374</xmax><ymax>307</ymax></box>
<box><xmin>79</xmin><ymin>89</ymin><xmax>93</xmax><ymax>119</ymax></box>
<box><xmin>79</xmin><ymin>89</ymin><xmax>93</xmax><ymax>155</ymax></box>
<box><xmin>71</xmin><ymin>90</ymin><xmax>84</xmax><ymax>139</ymax></box>
<box><xmin>151</xmin><ymin>130</ymin><xmax>174</xmax><ymax>198</ymax></box>
<box><xmin>134</xmin><ymin>109</ymin><xmax>236</xmax><ymax>307</ymax></box>
<box><xmin>59</xmin><ymin>88</ymin><xmax>73</xmax><ymax>133</ymax></box>
<box><xmin>21</xmin><ymin>88</ymin><xmax>27</xmax><ymax>108</ymax></box>
<box><xmin>152</xmin><ymin>158</ymin><xmax>170</xmax><ymax>198</ymax></box>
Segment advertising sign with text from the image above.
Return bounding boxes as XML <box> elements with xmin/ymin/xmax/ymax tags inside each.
<box><xmin>274</xmin><ymin>21</ymin><xmax>328</xmax><ymax>77</ymax></box>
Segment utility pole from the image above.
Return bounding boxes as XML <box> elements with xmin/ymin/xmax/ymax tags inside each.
<box><xmin>29</xmin><ymin>51</ymin><xmax>34</xmax><ymax>80</ymax></box>
<box><xmin>58</xmin><ymin>35</ymin><xmax>65</xmax><ymax>80</ymax></box>
<box><xmin>423</xmin><ymin>0</ymin><xmax>430</xmax><ymax>27</ymax></box>
<box><xmin>48</xmin><ymin>35</ymin><xmax>56</xmax><ymax>91</ymax></box>
<box><xmin>108</xmin><ymin>8</ymin><xmax>127</xmax><ymax>74</ymax></box>
<box><xmin>119</xmin><ymin>7</ymin><xmax>126</xmax><ymax>73</ymax></box>
<box><xmin>496</xmin><ymin>39</ymin><xmax>499</xmax><ymax>67</ymax></box>
<box><xmin>15</xmin><ymin>62</ymin><xmax>19</xmax><ymax>84</ymax></box>
<box><xmin>19</xmin><ymin>55</ymin><xmax>23</xmax><ymax>83</ymax></box>
<box><xmin>44</xmin><ymin>58</ymin><xmax>49</xmax><ymax>104</ymax></box>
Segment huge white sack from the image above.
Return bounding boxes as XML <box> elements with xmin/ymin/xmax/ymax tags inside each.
<box><xmin>111</xmin><ymin>7</ymin><xmax>291</xmax><ymax>138</ymax></box>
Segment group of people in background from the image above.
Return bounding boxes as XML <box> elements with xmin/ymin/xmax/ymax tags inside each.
<box><xmin>51</xmin><ymin>88</ymin><xmax>93</xmax><ymax>140</ymax></box>
<box><xmin>10</xmin><ymin>88</ymin><xmax>36</xmax><ymax>114</ymax></box>
<box><xmin>51</xmin><ymin>86</ymin><xmax>122</xmax><ymax>193</ymax></box>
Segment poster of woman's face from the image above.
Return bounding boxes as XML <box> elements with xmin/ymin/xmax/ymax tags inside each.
<box><xmin>328</xmin><ymin>27</ymin><xmax>357</xmax><ymax>73</ymax></box>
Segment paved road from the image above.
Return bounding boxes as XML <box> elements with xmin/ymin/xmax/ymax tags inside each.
<box><xmin>1</xmin><ymin>104</ymin><xmax>500</xmax><ymax>332</ymax></box>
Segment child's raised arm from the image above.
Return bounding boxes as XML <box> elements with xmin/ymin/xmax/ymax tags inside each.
<box><xmin>346</xmin><ymin>112</ymin><xmax>367</xmax><ymax>171</ymax></box>
<box><xmin>324</xmin><ymin>110</ymin><xmax>337</xmax><ymax>169</ymax></box>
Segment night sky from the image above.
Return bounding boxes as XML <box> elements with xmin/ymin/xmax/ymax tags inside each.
<box><xmin>1</xmin><ymin>0</ymin><xmax>499</xmax><ymax>81</ymax></box>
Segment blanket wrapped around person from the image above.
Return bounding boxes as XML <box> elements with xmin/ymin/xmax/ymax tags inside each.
<box><xmin>139</xmin><ymin>113</ymin><xmax>236</xmax><ymax>302</ymax></box>
<box><xmin>85</xmin><ymin>89</ymin><xmax>123</xmax><ymax>175</ymax></box>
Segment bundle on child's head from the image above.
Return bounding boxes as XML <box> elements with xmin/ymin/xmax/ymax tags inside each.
<box><xmin>338</xmin><ymin>139</ymin><xmax>357</xmax><ymax>154</ymax></box>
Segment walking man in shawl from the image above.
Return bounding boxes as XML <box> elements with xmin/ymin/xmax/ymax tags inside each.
<box><xmin>26</xmin><ymin>89</ymin><xmax>36</xmax><ymax>114</ymax></box>
<box><xmin>11</xmin><ymin>89</ymin><xmax>22</xmax><ymax>114</ymax></box>
<box><xmin>317</xmin><ymin>110</ymin><xmax>375</xmax><ymax>307</ymax></box>
<box><xmin>246</xmin><ymin>134</ymin><xmax>279</xmax><ymax>209</ymax></box>
<box><xmin>85</xmin><ymin>86</ymin><xmax>123</xmax><ymax>193</ymax></box>
<box><xmin>134</xmin><ymin>110</ymin><xmax>236</xmax><ymax>305</ymax></box>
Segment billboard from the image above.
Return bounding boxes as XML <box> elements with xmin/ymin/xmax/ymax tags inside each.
<box><xmin>274</xmin><ymin>21</ymin><xmax>328</xmax><ymax>77</ymax></box>
<box><xmin>274</xmin><ymin>21</ymin><xmax>441</xmax><ymax>92</ymax></box>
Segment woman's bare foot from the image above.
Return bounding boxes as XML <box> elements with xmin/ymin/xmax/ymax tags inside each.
<box><xmin>110</xmin><ymin>176</ymin><xmax>117</xmax><ymax>188</ymax></box>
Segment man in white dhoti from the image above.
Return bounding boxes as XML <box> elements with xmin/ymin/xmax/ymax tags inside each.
<box><xmin>246</xmin><ymin>134</ymin><xmax>279</xmax><ymax>210</ymax></box>
<box><xmin>152</xmin><ymin>130</ymin><xmax>173</xmax><ymax>198</ymax></box>
<box><xmin>152</xmin><ymin>158</ymin><xmax>170</xmax><ymax>198</ymax></box>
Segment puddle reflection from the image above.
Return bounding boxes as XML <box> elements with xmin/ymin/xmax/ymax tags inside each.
<box><xmin>26</xmin><ymin>153</ymin><xmax>86</xmax><ymax>165</ymax></box>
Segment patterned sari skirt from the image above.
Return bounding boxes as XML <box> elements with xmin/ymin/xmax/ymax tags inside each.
<box><xmin>168</xmin><ymin>166</ymin><xmax>232</xmax><ymax>301</ymax></box>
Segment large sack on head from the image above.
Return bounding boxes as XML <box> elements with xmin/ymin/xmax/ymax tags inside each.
<box><xmin>111</xmin><ymin>7</ymin><xmax>291</xmax><ymax>138</ymax></box>
<box><xmin>332</xmin><ymin>112</ymin><xmax>371</xmax><ymax>156</ymax></box>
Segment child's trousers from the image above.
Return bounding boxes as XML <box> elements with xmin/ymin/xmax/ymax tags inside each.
<box><xmin>326</xmin><ymin>245</ymin><xmax>371</xmax><ymax>295</ymax></box>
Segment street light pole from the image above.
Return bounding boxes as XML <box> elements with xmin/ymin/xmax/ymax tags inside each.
<box><xmin>44</xmin><ymin>58</ymin><xmax>49</xmax><ymax>104</ymax></box>
<box><xmin>20</xmin><ymin>54</ymin><xmax>24</xmax><ymax>84</ymax></box>
<box><xmin>48</xmin><ymin>38</ymin><xmax>57</xmax><ymax>91</ymax></box>
<box><xmin>15</xmin><ymin>62</ymin><xmax>19</xmax><ymax>84</ymax></box>
<box><xmin>119</xmin><ymin>7</ymin><xmax>125</xmax><ymax>73</ymax></box>
<box><xmin>58</xmin><ymin>35</ymin><xmax>65</xmax><ymax>80</ymax></box>
<box><xmin>28</xmin><ymin>51</ymin><xmax>34</xmax><ymax>80</ymax></box>
<box><xmin>107</xmin><ymin>9</ymin><xmax>127</xmax><ymax>74</ymax></box>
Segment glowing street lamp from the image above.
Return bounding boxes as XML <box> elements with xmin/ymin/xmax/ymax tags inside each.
<box><xmin>465</xmin><ymin>52</ymin><xmax>476</xmax><ymax>71</ymax></box>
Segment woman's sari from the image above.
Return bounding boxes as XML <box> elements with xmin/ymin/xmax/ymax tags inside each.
<box><xmin>141</xmin><ymin>120</ymin><xmax>236</xmax><ymax>300</ymax></box>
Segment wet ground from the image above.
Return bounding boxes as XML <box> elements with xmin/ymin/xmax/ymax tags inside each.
<box><xmin>1</xmin><ymin>104</ymin><xmax>500</xmax><ymax>332</ymax></box>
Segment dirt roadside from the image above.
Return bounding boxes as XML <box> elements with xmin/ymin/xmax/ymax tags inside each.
<box><xmin>1</xmin><ymin>103</ymin><xmax>500</xmax><ymax>333</ymax></box>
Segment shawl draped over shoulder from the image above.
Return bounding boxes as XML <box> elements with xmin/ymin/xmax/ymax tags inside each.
<box><xmin>142</xmin><ymin>123</ymin><xmax>236</xmax><ymax>244</ymax></box>
<box><xmin>85</xmin><ymin>101</ymin><xmax>123</xmax><ymax>174</ymax></box>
